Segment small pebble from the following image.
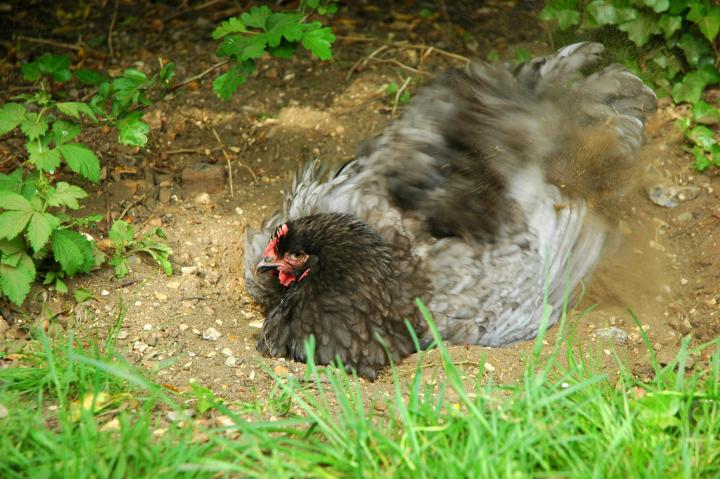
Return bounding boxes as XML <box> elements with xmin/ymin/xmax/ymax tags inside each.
<box><xmin>101</xmin><ymin>290</ymin><xmax>110</xmax><ymax>296</ymax></box>
<box><xmin>202</xmin><ymin>327</ymin><xmax>221</xmax><ymax>341</ymax></box>
<box><xmin>595</xmin><ymin>327</ymin><xmax>628</xmax><ymax>344</ymax></box>
<box><xmin>154</xmin><ymin>292</ymin><xmax>168</xmax><ymax>301</ymax></box>
<box><xmin>179</xmin><ymin>323</ymin><xmax>189</xmax><ymax>331</ymax></box>
<box><xmin>181</xmin><ymin>266</ymin><xmax>199</xmax><ymax>276</ymax></box>
<box><xmin>143</xmin><ymin>323</ymin><xmax>153</xmax><ymax>331</ymax></box>
<box><xmin>166</xmin><ymin>410</ymin><xmax>194</xmax><ymax>422</ymax></box>
<box><xmin>680</xmin><ymin>278</ymin><xmax>688</xmax><ymax>285</ymax></box>
<box><xmin>225</xmin><ymin>356</ymin><xmax>237</xmax><ymax>367</ymax></box>
<box><xmin>134</xmin><ymin>301</ymin><xmax>142</xmax><ymax>306</ymax></box>
<box><xmin>483</xmin><ymin>362</ymin><xmax>496</xmax><ymax>372</ymax></box>
<box><xmin>117</xmin><ymin>330</ymin><xmax>129</xmax><ymax>340</ymax></box>
<box><xmin>221</xmin><ymin>347</ymin><xmax>233</xmax><ymax>356</ymax></box>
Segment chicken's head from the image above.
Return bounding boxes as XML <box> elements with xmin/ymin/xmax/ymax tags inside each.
<box><xmin>256</xmin><ymin>223</ymin><xmax>312</xmax><ymax>287</ymax></box>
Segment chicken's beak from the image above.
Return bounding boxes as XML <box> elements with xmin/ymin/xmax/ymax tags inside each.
<box><xmin>256</xmin><ymin>257</ymin><xmax>280</xmax><ymax>274</ymax></box>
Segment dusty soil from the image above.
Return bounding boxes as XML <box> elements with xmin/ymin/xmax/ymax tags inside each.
<box><xmin>2</xmin><ymin>1</ymin><xmax>719</xmax><ymax>407</ymax></box>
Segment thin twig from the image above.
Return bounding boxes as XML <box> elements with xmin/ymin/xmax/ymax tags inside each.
<box><xmin>118</xmin><ymin>194</ymin><xmax>146</xmax><ymax>221</ymax></box>
<box><xmin>17</xmin><ymin>35</ymin><xmax>82</xmax><ymax>52</ymax></box>
<box><xmin>211</xmin><ymin>128</ymin><xmax>234</xmax><ymax>198</ymax></box>
<box><xmin>337</xmin><ymin>35</ymin><xmax>471</xmax><ymax>64</ymax></box>
<box><xmin>108</xmin><ymin>0</ymin><xmax>119</xmax><ymax>58</ymax></box>
<box><xmin>164</xmin><ymin>0</ymin><xmax>224</xmax><ymax>22</ymax></box>
<box><xmin>367</xmin><ymin>57</ymin><xmax>419</xmax><ymax>75</ymax></box>
<box><xmin>167</xmin><ymin>59</ymin><xmax>230</xmax><ymax>94</ymax></box>
<box><xmin>346</xmin><ymin>45</ymin><xmax>387</xmax><ymax>80</ymax></box>
<box><xmin>391</xmin><ymin>76</ymin><xmax>411</xmax><ymax>116</ymax></box>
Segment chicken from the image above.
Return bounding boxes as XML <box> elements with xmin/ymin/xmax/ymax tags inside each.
<box><xmin>244</xmin><ymin>43</ymin><xmax>657</xmax><ymax>379</ymax></box>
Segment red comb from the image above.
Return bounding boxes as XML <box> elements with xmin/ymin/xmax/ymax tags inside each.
<box><xmin>262</xmin><ymin>224</ymin><xmax>288</xmax><ymax>257</ymax></box>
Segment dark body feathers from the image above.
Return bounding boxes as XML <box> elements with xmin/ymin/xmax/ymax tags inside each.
<box><xmin>244</xmin><ymin>43</ymin><xmax>656</xmax><ymax>378</ymax></box>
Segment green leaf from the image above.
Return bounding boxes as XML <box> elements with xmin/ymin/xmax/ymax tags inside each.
<box><xmin>636</xmin><ymin>392</ymin><xmax>681</xmax><ymax>429</ymax></box>
<box><xmin>190</xmin><ymin>383</ymin><xmax>219</xmax><ymax>414</ymax></box>
<box><xmin>55</xmin><ymin>278</ymin><xmax>68</xmax><ymax>294</ymax></box>
<box><xmin>0</xmin><ymin>169</ymin><xmax>23</xmax><ymax>194</ymax></box>
<box><xmin>159</xmin><ymin>62</ymin><xmax>175</xmax><ymax>84</ymax></box>
<box><xmin>643</xmin><ymin>0</ymin><xmax>669</xmax><ymax>13</ymax></box>
<box><xmin>266</xmin><ymin>13</ymin><xmax>304</xmax><ymax>47</ymax></box>
<box><xmin>0</xmin><ymin>103</ymin><xmax>27</xmax><ymax>136</ymax></box>
<box><xmin>52</xmin><ymin>120</ymin><xmax>81</xmax><ymax>145</ymax></box>
<box><xmin>692</xmin><ymin>100</ymin><xmax>720</xmax><ymax>125</ymax></box>
<box><xmin>658</xmin><ymin>15</ymin><xmax>682</xmax><ymax>38</ymax></box>
<box><xmin>0</xmin><ymin>190</ymin><xmax>33</xmax><ymax>211</ymax></box>
<box><xmin>0</xmin><ymin>211</ymin><xmax>32</xmax><ymax>241</ymax></box>
<box><xmin>76</xmin><ymin>69</ymin><xmax>105</xmax><ymax>85</ymax></box>
<box><xmin>688</xmin><ymin>3</ymin><xmax>720</xmax><ymax>42</ymax></box>
<box><xmin>51</xmin><ymin>228</ymin><xmax>94</xmax><ymax>276</ymax></box>
<box><xmin>22</xmin><ymin>54</ymin><xmax>71</xmax><ymax>83</ymax></box>
<box><xmin>268</xmin><ymin>40</ymin><xmax>298</xmax><ymax>59</ymax></box>
<box><xmin>109</xmin><ymin>254</ymin><xmax>129</xmax><ymax>278</ymax></box>
<box><xmin>301</xmin><ymin>22</ymin><xmax>335</xmax><ymax>60</ymax></box>
<box><xmin>213</xmin><ymin>61</ymin><xmax>255</xmax><ymax>101</ymax></box>
<box><xmin>677</xmin><ymin>33</ymin><xmax>714</xmax><ymax>67</ymax></box>
<box><xmin>109</xmin><ymin>220</ymin><xmax>134</xmax><ymax>244</ymax></box>
<box><xmin>539</xmin><ymin>0</ymin><xmax>581</xmax><ymax>30</ymax></box>
<box><xmin>586</xmin><ymin>0</ymin><xmax>617</xmax><ymax>26</ymax></box>
<box><xmin>111</xmin><ymin>69</ymin><xmax>151</xmax><ymax>106</ymax></box>
<box><xmin>58</xmin><ymin>143</ymin><xmax>101</xmax><ymax>182</ymax></box>
<box><xmin>21</xmin><ymin>62</ymin><xmax>41</xmax><ymax>82</ymax></box>
<box><xmin>693</xmin><ymin>146</ymin><xmax>711</xmax><ymax>170</ymax></box>
<box><xmin>74</xmin><ymin>287</ymin><xmax>94</xmax><ymax>302</ymax></box>
<box><xmin>216</xmin><ymin>34</ymin><xmax>268</xmax><ymax>60</ymax></box>
<box><xmin>0</xmin><ymin>251</ymin><xmax>36</xmax><ymax>306</ymax></box>
<box><xmin>689</xmin><ymin>125</ymin><xmax>717</xmax><ymax>150</ymax></box>
<box><xmin>241</xmin><ymin>5</ymin><xmax>272</xmax><ymax>30</ymax></box>
<box><xmin>385</xmin><ymin>81</ymin><xmax>399</xmax><ymax>95</ymax></box>
<box><xmin>46</xmin><ymin>182</ymin><xmax>88</xmax><ymax>209</ymax></box>
<box><xmin>26</xmin><ymin>139</ymin><xmax>62</xmax><ymax>172</ymax></box>
<box><xmin>619</xmin><ymin>13</ymin><xmax>661</xmax><ymax>47</ymax></box>
<box><xmin>20</xmin><ymin>112</ymin><xmax>49</xmax><ymax>140</ymax></box>
<box><xmin>56</xmin><ymin>102</ymin><xmax>98</xmax><ymax>122</ymax></box>
<box><xmin>212</xmin><ymin>16</ymin><xmax>247</xmax><ymax>39</ymax></box>
<box><xmin>116</xmin><ymin>112</ymin><xmax>150</xmax><ymax>147</ymax></box>
<box><xmin>671</xmin><ymin>66</ymin><xmax>720</xmax><ymax>104</ymax></box>
<box><xmin>28</xmin><ymin>212</ymin><xmax>60</xmax><ymax>252</ymax></box>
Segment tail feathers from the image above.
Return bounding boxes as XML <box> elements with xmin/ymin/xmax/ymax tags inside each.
<box><xmin>515</xmin><ymin>42</ymin><xmax>605</xmax><ymax>93</ymax></box>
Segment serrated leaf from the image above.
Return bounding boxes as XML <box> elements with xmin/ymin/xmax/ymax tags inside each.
<box><xmin>216</xmin><ymin>34</ymin><xmax>268</xmax><ymax>60</ymax></box>
<box><xmin>52</xmin><ymin>120</ymin><xmax>81</xmax><ymax>145</ymax></box>
<box><xmin>26</xmin><ymin>139</ymin><xmax>62</xmax><ymax>172</ymax></box>
<box><xmin>539</xmin><ymin>0</ymin><xmax>581</xmax><ymax>30</ymax></box>
<box><xmin>301</xmin><ymin>22</ymin><xmax>335</xmax><ymax>60</ymax></box>
<box><xmin>268</xmin><ymin>40</ymin><xmax>298</xmax><ymax>59</ymax></box>
<box><xmin>28</xmin><ymin>212</ymin><xmax>60</xmax><ymax>252</ymax></box>
<box><xmin>241</xmin><ymin>5</ymin><xmax>272</xmax><ymax>30</ymax></box>
<box><xmin>619</xmin><ymin>13</ymin><xmax>661</xmax><ymax>47</ymax></box>
<box><xmin>51</xmin><ymin>228</ymin><xmax>94</xmax><ymax>276</ymax></box>
<box><xmin>0</xmin><ymin>169</ymin><xmax>23</xmax><ymax>194</ymax></box>
<box><xmin>111</xmin><ymin>69</ymin><xmax>150</xmax><ymax>106</ymax></box>
<box><xmin>0</xmin><ymin>103</ymin><xmax>27</xmax><ymax>136</ymax></box>
<box><xmin>213</xmin><ymin>61</ymin><xmax>254</xmax><ymax>101</ymax></box>
<box><xmin>116</xmin><ymin>112</ymin><xmax>149</xmax><ymax>147</ymax></box>
<box><xmin>58</xmin><ymin>143</ymin><xmax>101</xmax><ymax>182</ymax></box>
<box><xmin>0</xmin><ymin>190</ymin><xmax>33</xmax><ymax>211</ymax></box>
<box><xmin>0</xmin><ymin>252</ymin><xmax>36</xmax><ymax>306</ymax></box>
<box><xmin>109</xmin><ymin>254</ymin><xmax>130</xmax><ymax>278</ymax></box>
<box><xmin>20</xmin><ymin>112</ymin><xmax>49</xmax><ymax>140</ymax></box>
<box><xmin>56</xmin><ymin>102</ymin><xmax>98</xmax><ymax>122</ymax></box>
<box><xmin>266</xmin><ymin>13</ymin><xmax>304</xmax><ymax>47</ymax></box>
<box><xmin>109</xmin><ymin>220</ymin><xmax>134</xmax><ymax>244</ymax></box>
<box><xmin>0</xmin><ymin>211</ymin><xmax>32</xmax><ymax>241</ymax></box>
<box><xmin>212</xmin><ymin>16</ymin><xmax>247</xmax><ymax>39</ymax></box>
<box><xmin>38</xmin><ymin>53</ymin><xmax>72</xmax><ymax>83</ymax></box>
<box><xmin>689</xmin><ymin>125</ymin><xmax>716</xmax><ymax>150</ymax></box>
<box><xmin>46</xmin><ymin>182</ymin><xmax>88</xmax><ymax>210</ymax></box>
<box><xmin>76</xmin><ymin>69</ymin><xmax>105</xmax><ymax>85</ymax></box>
<box><xmin>688</xmin><ymin>3</ymin><xmax>720</xmax><ymax>43</ymax></box>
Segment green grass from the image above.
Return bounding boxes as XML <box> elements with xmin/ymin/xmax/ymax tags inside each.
<box><xmin>1</xmin><ymin>302</ymin><xmax>719</xmax><ymax>478</ymax></box>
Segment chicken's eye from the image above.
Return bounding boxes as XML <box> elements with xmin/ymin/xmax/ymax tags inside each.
<box><xmin>289</xmin><ymin>252</ymin><xmax>302</xmax><ymax>260</ymax></box>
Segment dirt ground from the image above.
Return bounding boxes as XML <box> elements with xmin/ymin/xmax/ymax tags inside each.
<box><xmin>1</xmin><ymin>1</ymin><xmax>719</xmax><ymax>406</ymax></box>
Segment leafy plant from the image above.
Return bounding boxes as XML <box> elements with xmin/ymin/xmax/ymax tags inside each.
<box><xmin>0</xmin><ymin>54</ymin><xmax>175</xmax><ymax>306</ymax></box>
<box><xmin>540</xmin><ymin>0</ymin><xmax>720</xmax><ymax>170</ymax></box>
<box><xmin>211</xmin><ymin>1</ymin><xmax>337</xmax><ymax>100</ymax></box>
<box><xmin>107</xmin><ymin>220</ymin><xmax>172</xmax><ymax>279</ymax></box>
